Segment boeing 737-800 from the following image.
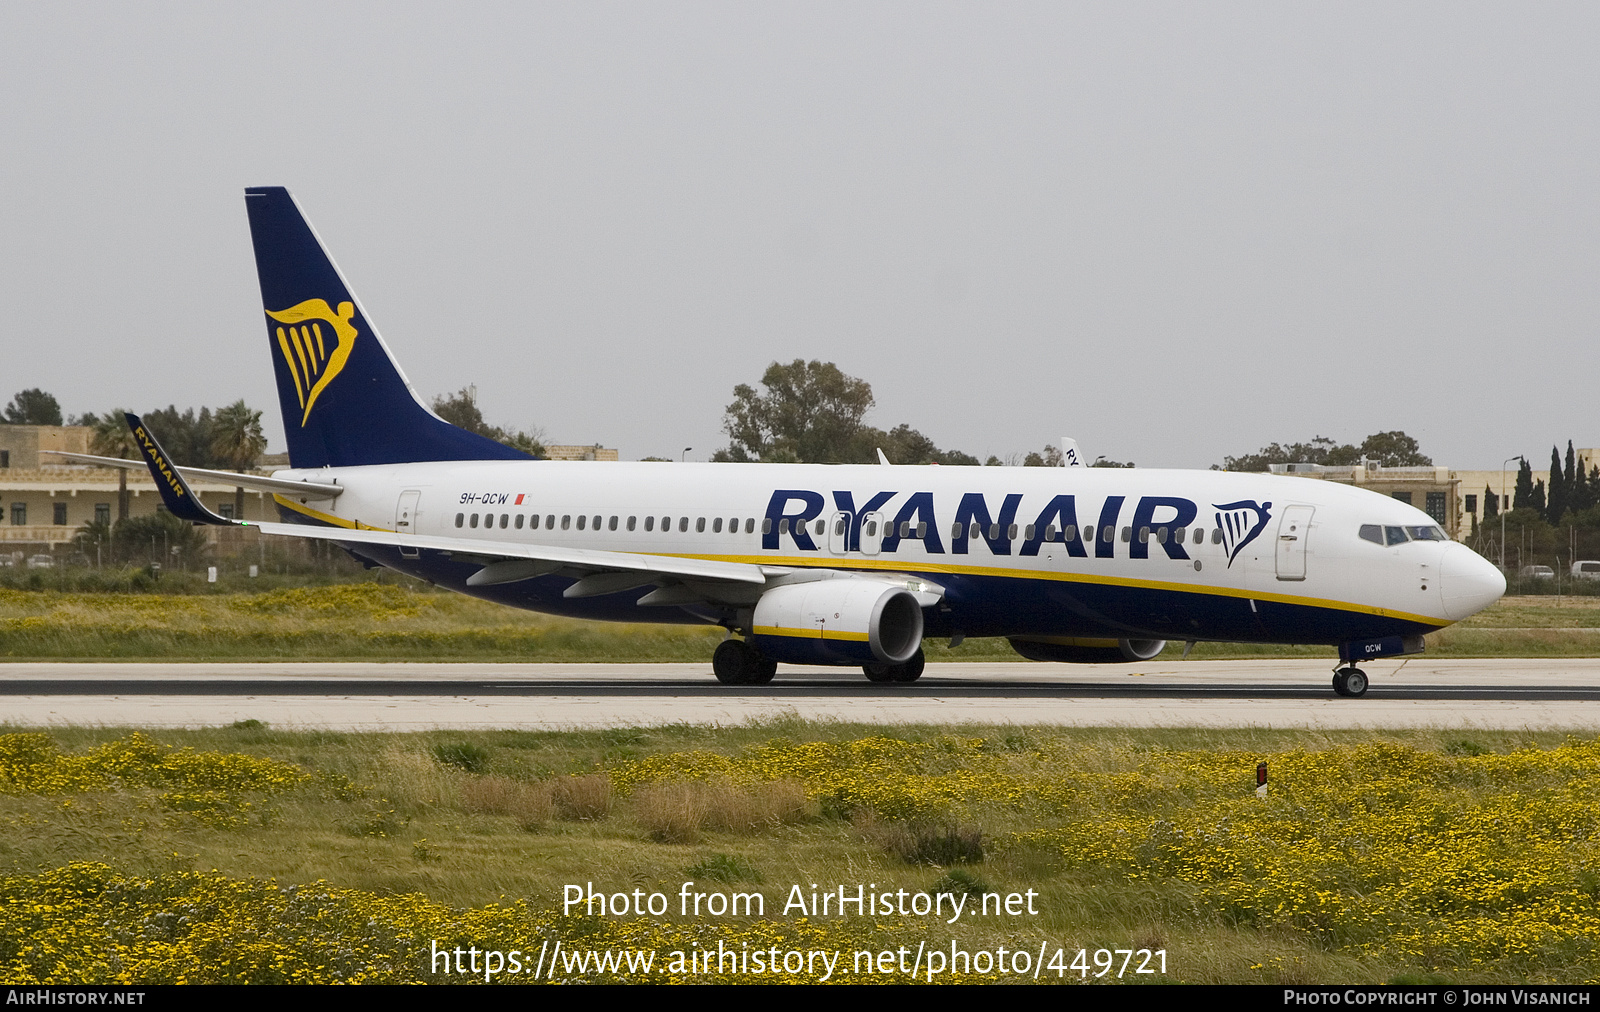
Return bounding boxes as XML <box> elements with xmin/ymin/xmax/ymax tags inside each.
<box><xmin>68</xmin><ymin>188</ymin><xmax>1507</xmax><ymax>697</ymax></box>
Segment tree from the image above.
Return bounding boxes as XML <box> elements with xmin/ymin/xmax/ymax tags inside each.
<box><xmin>210</xmin><ymin>400</ymin><xmax>267</xmax><ymax>471</ymax></box>
<box><xmin>713</xmin><ymin>360</ymin><xmax>983</xmax><ymax>465</ymax></box>
<box><xmin>143</xmin><ymin>405</ymin><xmax>216</xmax><ymax>468</ymax></box>
<box><xmin>1514</xmin><ymin>458</ymin><xmax>1535</xmax><ymax>511</ymax></box>
<box><xmin>4</xmin><ymin>389</ymin><xmax>62</xmax><ymax>425</ymax></box>
<box><xmin>431</xmin><ymin>386</ymin><xmax>545</xmax><ymax>457</ymax></box>
<box><xmin>1356</xmin><ymin>431</ymin><xmax>1431</xmax><ymax>467</ymax></box>
<box><xmin>715</xmin><ymin>360</ymin><xmax>875</xmax><ymax>463</ymax></box>
<box><xmin>1547</xmin><ymin>446</ymin><xmax>1567</xmax><ymax>524</ymax></box>
<box><xmin>211</xmin><ymin>400</ymin><xmax>268</xmax><ymax>519</ymax></box>
<box><xmin>87</xmin><ymin>409</ymin><xmax>139</xmax><ymax>521</ymax></box>
<box><xmin>1483</xmin><ymin>484</ymin><xmax>1498</xmax><ymax>521</ymax></box>
<box><xmin>1219</xmin><ymin>431</ymin><xmax>1429</xmax><ymax>471</ymax></box>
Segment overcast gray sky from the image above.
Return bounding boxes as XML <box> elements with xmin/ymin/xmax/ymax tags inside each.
<box><xmin>2</xmin><ymin>3</ymin><xmax>1594</xmax><ymax>469</ymax></box>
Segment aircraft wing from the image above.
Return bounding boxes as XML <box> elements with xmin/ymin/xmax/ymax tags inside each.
<box><xmin>45</xmin><ymin>450</ymin><xmax>343</xmax><ymax>499</ymax></box>
<box><xmin>251</xmin><ymin>520</ymin><xmax>768</xmax><ymax>587</ymax></box>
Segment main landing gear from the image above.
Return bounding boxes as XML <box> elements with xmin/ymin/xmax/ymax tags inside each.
<box><xmin>1332</xmin><ymin>666</ymin><xmax>1369</xmax><ymax>698</ymax></box>
<box><xmin>863</xmin><ymin>648</ymin><xmax>926</xmax><ymax>684</ymax></box>
<box><xmin>713</xmin><ymin>639</ymin><xmax>777</xmax><ymax>686</ymax></box>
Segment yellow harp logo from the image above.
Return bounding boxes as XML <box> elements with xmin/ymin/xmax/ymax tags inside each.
<box><xmin>266</xmin><ymin>299</ymin><xmax>358</xmax><ymax>426</ymax></box>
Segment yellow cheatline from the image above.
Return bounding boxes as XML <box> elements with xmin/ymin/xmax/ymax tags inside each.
<box><xmin>752</xmin><ymin>625</ymin><xmax>870</xmax><ymax>642</ymax></box>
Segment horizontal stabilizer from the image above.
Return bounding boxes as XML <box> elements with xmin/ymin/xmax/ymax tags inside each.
<box><xmin>45</xmin><ymin>451</ymin><xmax>343</xmax><ymax>499</ymax></box>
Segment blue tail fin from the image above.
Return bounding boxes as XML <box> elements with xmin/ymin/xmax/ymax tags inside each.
<box><xmin>244</xmin><ymin>187</ymin><xmax>530</xmax><ymax>468</ymax></box>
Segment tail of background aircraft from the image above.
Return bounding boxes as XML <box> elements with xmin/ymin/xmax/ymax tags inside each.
<box><xmin>244</xmin><ymin>186</ymin><xmax>531</xmax><ymax>469</ymax></box>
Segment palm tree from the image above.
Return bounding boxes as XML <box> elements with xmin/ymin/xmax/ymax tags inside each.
<box><xmin>210</xmin><ymin>400</ymin><xmax>267</xmax><ymax>520</ymax></box>
<box><xmin>89</xmin><ymin>409</ymin><xmax>138</xmax><ymax>521</ymax></box>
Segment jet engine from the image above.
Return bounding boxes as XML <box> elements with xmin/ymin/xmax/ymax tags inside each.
<box><xmin>747</xmin><ymin>578</ymin><xmax>924</xmax><ymax>666</ymax></box>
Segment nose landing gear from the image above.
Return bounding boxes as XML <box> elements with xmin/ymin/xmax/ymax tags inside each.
<box><xmin>1332</xmin><ymin>666</ymin><xmax>1369</xmax><ymax>697</ymax></box>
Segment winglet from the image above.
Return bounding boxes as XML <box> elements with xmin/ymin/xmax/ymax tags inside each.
<box><xmin>124</xmin><ymin>413</ymin><xmax>237</xmax><ymax>526</ymax></box>
<box><xmin>876</xmin><ymin>448</ymin><xmax>892</xmax><ymax>466</ymax></box>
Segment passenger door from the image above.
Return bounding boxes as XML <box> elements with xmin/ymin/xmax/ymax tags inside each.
<box><xmin>1275</xmin><ymin>505</ymin><xmax>1314</xmax><ymax>581</ymax></box>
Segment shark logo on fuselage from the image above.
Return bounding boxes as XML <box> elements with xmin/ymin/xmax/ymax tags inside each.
<box><xmin>1212</xmin><ymin>499</ymin><xmax>1273</xmax><ymax>568</ymax></box>
<box><xmin>266</xmin><ymin>299</ymin><xmax>359</xmax><ymax>425</ymax></box>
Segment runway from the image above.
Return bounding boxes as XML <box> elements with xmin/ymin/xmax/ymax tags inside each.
<box><xmin>3</xmin><ymin>658</ymin><xmax>1600</xmax><ymax>730</ymax></box>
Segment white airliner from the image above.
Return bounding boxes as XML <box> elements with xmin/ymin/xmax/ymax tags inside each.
<box><xmin>70</xmin><ymin>187</ymin><xmax>1507</xmax><ymax>697</ymax></box>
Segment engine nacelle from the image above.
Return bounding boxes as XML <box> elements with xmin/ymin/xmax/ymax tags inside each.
<box><xmin>1008</xmin><ymin>636</ymin><xmax>1167</xmax><ymax>663</ymax></box>
<box><xmin>748</xmin><ymin>578</ymin><xmax>924</xmax><ymax>666</ymax></box>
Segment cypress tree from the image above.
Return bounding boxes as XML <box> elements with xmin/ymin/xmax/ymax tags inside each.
<box><xmin>1532</xmin><ymin>478</ymin><xmax>1547</xmax><ymax>517</ymax></box>
<box><xmin>1548</xmin><ymin>446</ymin><xmax>1567</xmax><ymax>523</ymax></box>
<box><xmin>1483</xmin><ymin>484</ymin><xmax>1498</xmax><ymax>520</ymax></box>
<box><xmin>1515</xmin><ymin>458</ymin><xmax>1535</xmax><ymax>511</ymax></box>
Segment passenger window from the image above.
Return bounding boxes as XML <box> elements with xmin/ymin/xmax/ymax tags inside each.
<box><xmin>470</xmin><ymin>514</ymin><xmax>479</xmax><ymax>529</ymax></box>
<box><xmin>951</xmin><ymin>522</ymin><xmax>963</xmax><ymax>539</ymax></box>
<box><xmin>900</xmin><ymin>521</ymin><xmax>911</xmax><ymax>538</ymax></box>
<box><xmin>561</xmin><ymin>515</ymin><xmax>571</xmax><ymax>530</ymax></box>
<box><xmin>1211</xmin><ymin>529</ymin><xmax>1222</xmax><ymax>544</ymax></box>
<box><xmin>1064</xmin><ymin>524</ymin><xmax>1077</xmax><ymax>542</ymax></box>
<box><xmin>515</xmin><ymin>515</ymin><xmax>524</xmax><ymax>529</ymax></box>
<box><xmin>779</xmin><ymin>519</ymin><xmax>790</xmax><ymax>535</ymax></box>
<box><xmin>1359</xmin><ymin>525</ymin><xmax>1383</xmax><ymax>545</ymax></box>
<box><xmin>546</xmin><ymin>515</ymin><xmax>555</xmax><ymax>529</ymax></box>
<box><xmin>988</xmin><ymin>524</ymin><xmax>1000</xmax><ymax>540</ymax></box>
<box><xmin>679</xmin><ymin>517</ymin><xmax>689</xmax><ymax>532</ymax></box>
<box><xmin>1384</xmin><ymin>526</ymin><xmax>1409</xmax><ymax>546</ymax></box>
<box><xmin>970</xmin><ymin>522</ymin><xmax>982</xmax><ymax>539</ymax></box>
<box><xmin>498</xmin><ymin>514</ymin><xmax>507</xmax><ymax>528</ymax></box>
<box><xmin>1172</xmin><ymin>527</ymin><xmax>1183</xmax><ymax>544</ymax></box>
<box><xmin>1139</xmin><ymin>526</ymin><xmax>1150</xmax><ymax>543</ymax></box>
<box><xmin>696</xmin><ymin>517</ymin><xmax>706</xmax><ymax>533</ymax></box>
<box><xmin>1157</xmin><ymin>527</ymin><xmax>1168</xmax><ymax>544</ymax></box>
<box><xmin>864</xmin><ymin>520</ymin><xmax>877</xmax><ymax>536</ymax></box>
<box><xmin>455</xmin><ymin>513</ymin><xmax>464</xmax><ymax>528</ymax></box>
<box><xmin>916</xmin><ymin>522</ymin><xmax>927</xmax><ymax>538</ymax></box>
<box><xmin>1007</xmin><ymin>524</ymin><xmax>1018</xmax><ymax>540</ymax></box>
<box><xmin>577</xmin><ymin>515</ymin><xmax>586</xmax><ymax>531</ymax></box>
<box><xmin>1121</xmin><ymin>527</ymin><xmax>1132</xmax><ymax>542</ymax></box>
<box><xmin>815</xmin><ymin>519</ymin><xmax>826</xmax><ymax>536</ymax></box>
<box><xmin>745</xmin><ymin>518</ymin><xmax>755</xmax><ymax>534</ymax></box>
<box><xmin>593</xmin><ymin>515</ymin><xmax>601</xmax><ymax>530</ymax></box>
<box><xmin>1045</xmin><ymin>524</ymin><xmax>1057</xmax><ymax>541</ymax></box>
<box><xmin>762</xmin><ymin>518</ymin><xmax>772</xmax><ymax>535</ymax></box>
<box><xmin>713</xmin><ymin>517</ymin><xmax>723</xmax><ymax>533</ymax></box>
<box><xmin>645</xmin><ymin>516</ymin><xmax>655</xmax><ymax>532</ymax></box>
<box><xmin>530</xmin><ymin>514</ymin><xmax>540</xmax><ymax>530</ymax></box>
<box><xmin>609</xmin><ymin>516</ymin><xmax>618</xmax><ymax>531</ymax></box>
<box><xmin>662</xmin><ymin>516</ymin><xmax>671</xmax><ymax>531</ymax></box>
<box><xmin>627</xmin><ymin>516</ymin><xmax>636</xmax><ymax>531</ymax></box>
<box><xmin>1105</xmin><ymin>527</ymin><xmax>1115</xmax><ymax>544</ymax></box>
<box><xmin>1025</xmin><ymin>524</ymin><xmax>1036</xmax><ymax>540</ymax></box>
<box><xmin>836</xmin><ymin>518</ymin><xmax>847</xmax><ymax>536</ymax></box>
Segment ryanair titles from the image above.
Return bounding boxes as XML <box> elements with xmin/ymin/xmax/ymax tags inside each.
<box><xmin>761</xmin><ymin>489</ymin><xmax>1272</xmax><ymax>563</ymax></box>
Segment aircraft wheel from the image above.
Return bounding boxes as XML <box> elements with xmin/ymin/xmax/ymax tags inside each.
<box><xmin>748</xmin><ymin>657</ymin><xmax>777</xmax><ymax>685</ymax></box>
<box><xmin>1343</xmin><ymin>667</ymin><xmax>1369</xmax><ymax>697</ymax></box>
<box><xmin>1332</xmin><ymin>669</ymin><xmax>1350</xmax><ymax>696</ymax></box>
<box><xmin>863</xmin><ymin>663</ymin><xmax>895</xmax><ymax>683</ymax></box>
<box><xmin>890</xmin><ymin>648</ymin><xmax>926</xmax><ymax>683</ymax></box>
<box><xmin>713</xmin><ymin>640</ymin><xmax>757</xmax><ymax>685</ymax></box>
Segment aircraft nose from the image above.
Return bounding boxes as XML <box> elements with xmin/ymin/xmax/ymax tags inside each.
<box><xmin>1439</xmin><ymin>542</ymin><xmax>1507</xmax><ymax>621</ymax></box>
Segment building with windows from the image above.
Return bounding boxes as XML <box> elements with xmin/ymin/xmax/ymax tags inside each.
<box><xmin>1266</xmin><ymin>450</ymin><xmax>1598</xmax><ymax>541</ymax></box>
<box><xmin>544</xmin><ymin>444</ymin><xmax>619</xmax><ymax>461</ymax></box>
<box><xmin>0</xmin><ymin>425</ymin><xmax>273</xmax><ymax>561</ymax></box>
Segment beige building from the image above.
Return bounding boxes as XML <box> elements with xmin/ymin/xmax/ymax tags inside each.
<box><xmin>1269</xmin><ymin>462</ymin><xmax>1462</xmax><ymax>538</ymax></box>
<box><xmin>0</xmin><ymin>424</ymin><xmax>274</xmax><ymax>559</ymax></box>
<box><xmin>544</xmin><ymin>444</ymin><xmax>619</xmax><ymax>461</ymax></box>
<box><xmin>1266</xmin><ymin>449</ymin><xmax>1598</xmax><ymax>541</ymax></box>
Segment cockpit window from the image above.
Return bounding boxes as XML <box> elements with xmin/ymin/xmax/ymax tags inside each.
<box><xmin>1384</xmin><ymin>526</ymin><xmax>1409</xmax><ymax>546</ymax></box>
<box><xmin>1359</xmin><ymin>524</ymin><xmax>1383</xmax><ymax>545</ymax></box>
<box><xmin>1407</xmin><ymin>525</ymin><xmax>1448</xmax><ymax>542</ymax></box>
